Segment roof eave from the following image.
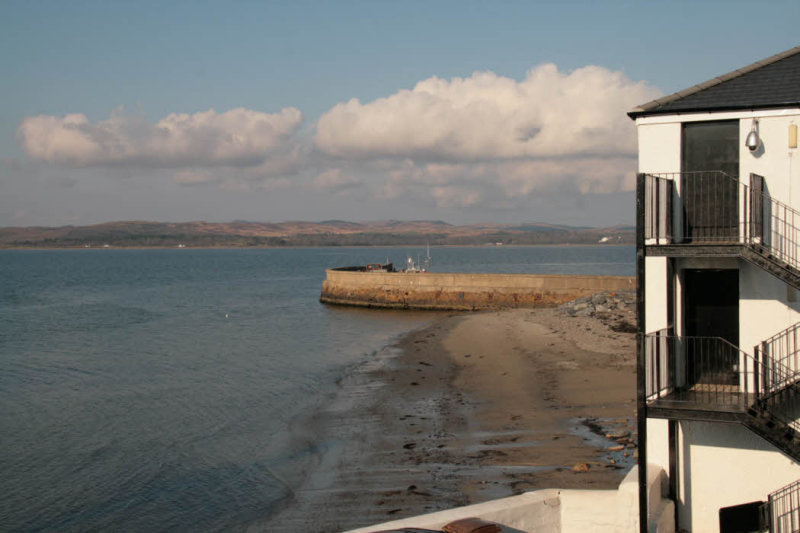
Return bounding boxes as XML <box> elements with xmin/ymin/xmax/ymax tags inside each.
<box><xmin>628</xmin><ymin>101</ymin><xmax>800</xmax><ymax>120</ymax></box>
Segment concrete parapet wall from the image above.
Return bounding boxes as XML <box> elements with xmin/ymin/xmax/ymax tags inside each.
<box><xmin>320</xmin><ymin>270</ymin><xmax>634</xmax><ymax>311</ymax></box>
<box><xmin>345</xmin><ymin>465</ymin><xmax>674</xmax><ymax>533</ymax></box>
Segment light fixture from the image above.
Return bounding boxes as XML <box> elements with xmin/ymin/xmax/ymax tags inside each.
<box><xmin>746</xmin><ymin>118</ymin><xmax>760</xmax><ymax>151</ymax></box>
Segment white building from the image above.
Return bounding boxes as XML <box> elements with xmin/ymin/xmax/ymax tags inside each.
<box><xmin>632</xmin><ymin>46</ymin><xmax>800</xmax><ymax>532</ymax></box>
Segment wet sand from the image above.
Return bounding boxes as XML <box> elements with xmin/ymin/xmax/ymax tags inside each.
<box><xmin>268</xmin><ymin>305</ymin><xmax>636</xmax><ymax>532</ymax></box>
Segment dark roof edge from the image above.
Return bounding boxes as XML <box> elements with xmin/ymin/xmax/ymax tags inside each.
<box><xmin>628</xmin><ymin>45</ymin><xmax>800</xmax><ymax>120</ymax></box>
<box><xmin>628</xmin><ymin>101</ymin><xmax>800</xmax><ymax>120</ymax></box>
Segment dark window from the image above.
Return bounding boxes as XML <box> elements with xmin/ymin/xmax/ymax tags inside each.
<box><xmin>683</xmin><ymin>120</ymin><xmax>740</xmax><ymax>177</ymax></box>
<box><xmin>719</xmin><ymin>500</ymin><xmax>766</xmax><ymax>533</ymax></box>
<box><xmin>684</xmin><ymin>269</ymin><xmax>739</xmax><ymax>386</ymax></box>
<box><xmin>682</xmin><ymin>120</ymin><xmax>740</xmax><ymax>242</ymax></box>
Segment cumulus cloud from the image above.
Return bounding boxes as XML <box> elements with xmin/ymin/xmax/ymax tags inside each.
<box><xmin>313</xmin><ymin>64</ymin><xmax>659</xmax><ymax>211</ymax></box>
<box><xmin>14</xmin><ymin>63</ymin><xmax>659</xmax><ymax>223</ymax></box>
<box><xmin>316</xmin><ymin>64</ymin><xmax>657</xmax><ymax>162</ymax></box>
<box><xmin>17</xmin><ymin>107</ymin><xmax>303</xmax><ymax>169</ymax></box>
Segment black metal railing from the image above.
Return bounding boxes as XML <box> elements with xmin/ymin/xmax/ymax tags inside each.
<box><xmin>767</xmin><ymin>479</ymin><xmax>800</xmax><ymax>533</ymax></box>
<box><xmin>645</xmin><ymin>331</ymin><xmax>800</xmax><ymax>432</ymax></box>
<box><xmin>643</xmin><ymin>172</ymin><xmax>800</xmax><ymax>274</ymax></box>
<box><xmin>645</xmin><ymin>331</ymin><xmax>754</xmax><ymax>408</ymax></box>
<box><xmin>760</xmin><ymin>323</ymin><xmax>800</xmax><ymax>395</ymax></box>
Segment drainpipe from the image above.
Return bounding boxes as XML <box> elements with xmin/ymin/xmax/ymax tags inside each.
<box><xmin>636</xmin><ymin>172</ymin><xmax>649</xmax><ymax>533</ymax></box>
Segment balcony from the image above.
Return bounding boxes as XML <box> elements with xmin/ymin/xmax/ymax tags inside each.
<box><xmin>644</xmin><ymin>332</ymin><xmax>759</xmax><ymax>420</ymax></box>
<box><xmin>641</xmin><ymin>172</ymin><xmax>800</xmax><ymax>288</ymax></box>
<box><xmin>644</xmin><ymin>329</ymin><xmax>800</xmax><ymax>459</ymax></box>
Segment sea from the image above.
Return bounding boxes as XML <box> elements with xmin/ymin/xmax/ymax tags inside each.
<box><xmin>0</xmin><ymin>245</ymin><xmax>634</xmax><ymax>532</ymax></box>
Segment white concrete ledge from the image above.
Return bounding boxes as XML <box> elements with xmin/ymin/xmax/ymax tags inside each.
<box><xmin>345</xmin><ymin>465</ymin><xmax>674</xmax><ymax>533</ymax></box>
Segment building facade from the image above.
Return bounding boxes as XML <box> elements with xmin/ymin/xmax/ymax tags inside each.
<box><xmin>632</xmin><ymin>47</ymin><xmax>800</xmax><ymax>532</ymax></box>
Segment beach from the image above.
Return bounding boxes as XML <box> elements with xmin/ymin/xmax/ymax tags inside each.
<box><xmin>269</xmin><ymin>296</ymin><xmax>637</xmax><ymax>532</ymax></box>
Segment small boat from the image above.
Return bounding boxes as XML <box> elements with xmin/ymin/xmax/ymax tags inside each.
<box><xmin>333</xmin><ymin>262</ymin><xmax>394</xmax><ymax>273</ymax></box>
<box><xmin>365</xmin><ymin>262</ymin><xmax>394</xmax><ymax>272</ymax></box>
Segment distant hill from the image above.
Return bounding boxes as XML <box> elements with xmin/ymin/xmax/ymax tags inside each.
<box><xmin>0</xmin><ymin>220</ymin><xmax>634</xmax><ymax>248</ymax></box>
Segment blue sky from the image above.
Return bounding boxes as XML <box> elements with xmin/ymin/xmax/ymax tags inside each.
<box><xmin>1</xmin><ymin>1</ymin><xmax>798</xmax><ymax>227</ymax></box>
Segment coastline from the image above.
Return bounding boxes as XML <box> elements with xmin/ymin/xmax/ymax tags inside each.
<box><xmin>0</xmin><ymin>243</ymin><xmax>633</xmax><ymax>250</ymax></box>
<box><xmin>267</xmin><ymin>301</ymin><xmax>636</xmax><ymax>532</ymax></box>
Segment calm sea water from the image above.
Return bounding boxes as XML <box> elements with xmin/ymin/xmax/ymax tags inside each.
<box><xmin>0</xmin><ymin>246</ymin><xmax>633</xmax><ymax>532</ymax></box>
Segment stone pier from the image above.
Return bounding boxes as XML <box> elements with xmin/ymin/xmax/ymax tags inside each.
<box><xmin>320</xmin><ymin>269</ymin><xmax>635</xmax><ymax>311</ymax></box>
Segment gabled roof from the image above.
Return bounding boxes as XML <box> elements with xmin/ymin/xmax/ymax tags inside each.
<box><xmin>629</xmin><ymin>46</ymin><xmax>800</xmax><ymax>119</ymax></box>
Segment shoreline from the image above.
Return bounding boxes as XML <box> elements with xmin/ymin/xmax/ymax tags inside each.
<box><xmin>267</xmin><ymin>299</ymin><xmax>636</xmax><ymax>532</ymax></box>
<box><xmin>0</xmin><ymin>243</ymin><xmax>633</xmax><ymax>251</ymax></box>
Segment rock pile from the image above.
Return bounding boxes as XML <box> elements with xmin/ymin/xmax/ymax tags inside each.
<box><xmin>559</xmin><ymin>290</ymin><xmax>637</xmax><ymax>333</ymax></box>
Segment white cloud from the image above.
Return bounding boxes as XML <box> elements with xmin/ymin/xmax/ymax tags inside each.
<box><xmin>13</xmin><ymin>63</ymin><xmax>659</xmax><ymax>224</ymax></box>
<box><xmin>17</xmin><ymin>107</ymin><xmax>303</xmax><ymax>169</ymax></box>
<box><xmin>313</xmin><ymin>64</ymin><xmax>659</xmax><ymax>210</ymax></box>
<box><xmin>315</xmin><ymin>64</ymin><xmax>657</xmax><ymax>162</ymax></box>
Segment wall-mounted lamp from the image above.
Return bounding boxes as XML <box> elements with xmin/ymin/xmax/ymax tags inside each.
<box><xmin>745</xmin><ymin>118</ymin><xmax>760</xmax><ymax>152</ymax></box>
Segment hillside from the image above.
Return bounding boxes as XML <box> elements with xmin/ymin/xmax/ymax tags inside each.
<box><xmin>0</xmin><ymin>220</ymin><xmax>634</xmax><ymax>248</ymax></box>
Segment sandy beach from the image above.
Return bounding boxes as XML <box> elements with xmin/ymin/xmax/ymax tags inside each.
<box><xmin>268</xmin><ymin>299</ymin><xmax>636</xmax><ymax>532</ymax></box>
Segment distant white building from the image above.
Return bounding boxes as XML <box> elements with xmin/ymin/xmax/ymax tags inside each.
<box><xmin>631</xmin><ymin>46</ymin><xmax>800</xmax><ymax>532</ymax></box>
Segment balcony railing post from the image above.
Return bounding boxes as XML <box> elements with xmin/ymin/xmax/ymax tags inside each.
<box><xmin>764</xmin><ymin>341</ymin><xmax>772</xmax><ymax>393</ymax></box>
<box><xmin>666</xmin><ymin>179</ymin><xmax>674</xmax><ymax>243</ymax></box>
<box><xmin>787</xmin><ymin>326</ymin><xmax>800</xmax><ymax>378</ymax></box>
<box><xmin>754</xmin><ymin>344</ymin><xmax>761</xmax><ymax>401</ymax></box>
<box><xmin>742</xmin><ymin>178</ymin><xmax>747</xmax><ymax>244</ymax></box>
<box><xmin>656</xmin><ymin>331</ymin><xmax>662</xmax><ymax>398</ymax></box>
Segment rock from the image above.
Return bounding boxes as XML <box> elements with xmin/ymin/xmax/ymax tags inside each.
<box><xmin>591</xmin><ymin>293</ymin><xmax>607</xmax><ymax>305</ymax></box>
<box><xmin>608</xmin><ymin>445</ymin><xmax>625</xmax><ymax>452</ymax></box>
<box><xmin>606</xmin><ymin>430</ymin><xmax>630</xmax><ymax>439</ymax></box>
<box><xmin>572</xmin><ymin>462</ymin><xmax>590</xmax><ymax>473</ymax></box>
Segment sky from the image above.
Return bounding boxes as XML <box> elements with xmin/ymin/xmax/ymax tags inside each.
<box><xmin>1</xmin><ymin>1</ymin><xmax>798</xmax><ymax>228</ymax></box>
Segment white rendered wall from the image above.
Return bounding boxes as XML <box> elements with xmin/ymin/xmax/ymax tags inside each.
<box><xmin>738</xmin><ymin>112</ymin><xmax>800</xmax><ymax>207</ymax></box>
<box><xmin>644</xmin><ymin>257</ymin><xmax>668</xmax><ymax>334</ymax></box>
<box><xmin>739</xmin><ymin>261</ymin><xmax>800</xmax><ymax>352</ymax></box>
<box><xmin>636</xmin><ymin>122</ymin><xmax>681</xmax><ymax>175</ymax></box>
<box><xmin>646</xmin><ymin>418</ymin><xmax>670</xmax><ymax>474</ymax></box>
<box><xmin>677</xmin><ymin>421</ymin><xmax>800</xmax><ymax>533</ymax></box>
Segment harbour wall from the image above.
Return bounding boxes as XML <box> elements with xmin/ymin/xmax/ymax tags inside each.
<box><xmin>320</xmin><ymin>269</ymin><xmax>635</xmax><ymax>311</ymax></box>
